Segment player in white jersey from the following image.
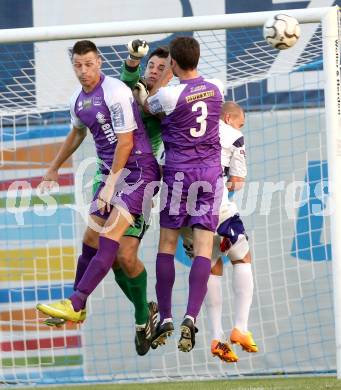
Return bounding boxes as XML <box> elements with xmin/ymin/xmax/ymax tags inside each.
<box><xmin>181</xmin><ymin>101</ymin><xmax>258</xmax><ymax>363</ymax></box>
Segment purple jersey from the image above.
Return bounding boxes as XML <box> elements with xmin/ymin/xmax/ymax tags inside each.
<box><xmin>70</xmin><ymin>74</ymin><xmax>153</xmax><ymax>173</ymax></box>
<box><xmin>147</xmin><ymin>76</ymin><xmax>224</xmax><ymax>169</ymax></box>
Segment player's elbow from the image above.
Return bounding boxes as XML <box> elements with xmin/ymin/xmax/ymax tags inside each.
<box><xmin>120</xmin><ymin>140</ymin><xmax>134</xmax><ymax>154</ymax></box>
<box><xmin>117</xmin><ymin>132</ymin><xmax>134</xmax><ymax>151</ymax></box>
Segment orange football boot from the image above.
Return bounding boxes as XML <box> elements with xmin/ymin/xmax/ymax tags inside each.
<box><xmin>211</xmin><ymin>339</ymin><xmax>239</xmax><ymax>362</ymax></box>
<box><xmin>230</xmin><ymin>328</ymin><xmax>258</xmax><ymax>353</ymax></box>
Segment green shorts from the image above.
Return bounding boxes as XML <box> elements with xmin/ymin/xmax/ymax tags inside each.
<box><xmin>92</xmin><ymin>169</ymin><xmax>149</xmax><ymax>240</ymax></box>
<box><xmin>124</xmin><ymin>214</ymin><xmax>149</xmax><ymax>240</ymax></box>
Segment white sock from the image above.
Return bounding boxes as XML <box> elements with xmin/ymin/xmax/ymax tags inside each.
<box><xmin>204</xmin><ymin>274</ymin><xmax>225</xmax><ymax>340</ymax></box>
<box><xmin>232</xmin><ymin>263</ymin><xmax>254</xmax><ymax>333</ymax></box>
<box><xmin>136</xmin><ymin>323</ymin><xmax>146</xmax><ymax>330</ymax></box>
<box><xmin>161</xmin><ymin>318</ymin><xmax>173</xmax><ymax>325</ymax></box>
<box><xmin>184</xmin><ymin>315</ymin><xmax>195</xmax><ymax>323</ymax></box>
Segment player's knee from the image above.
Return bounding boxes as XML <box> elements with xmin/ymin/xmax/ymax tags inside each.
<box><xmin>230</xmin><ymin>250</ymin><xmax>252</xmax><ymax>265</ymax></box>
<box><xmin>211</xmin><ymin>257</ymin><xmax>223</xmax><ymax>276</ymax></box>
<box><xmin>83</xmin><ymin>228</ymin><xmax>99</xmax><ymax>249</ymax></box>
<box><xmin>159</xmin><ymin>238</ymin><xmax>178</xmax><ymax>254</ymax></box>
<box><xmin>116</xmin><ymin>247</ymin><xmax>138</xmax><ymax>272</ymax></box>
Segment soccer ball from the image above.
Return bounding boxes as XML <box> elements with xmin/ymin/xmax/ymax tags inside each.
<box><xmin>263</xmin><ymin>14</ymin><xmax>300</xmax><ymax>50</ymax></box>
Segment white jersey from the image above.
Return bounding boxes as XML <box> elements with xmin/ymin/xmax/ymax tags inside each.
<box><xmin>219</xmin><ymin>120</ymin><xmax>247</xmax><ymax>178</ymax></box>
<box><xmin>181</xmin><ymin>119</ymin><xmax>249</xmax><ymax>261</ymax></box>
<box><xmin>68</xmin><ymin>74</ymin><xmax>153</xmax><ymax>173</ymax></box>
<box><xmin>218</xmin><ymin>120</ymin><xmax>247</xmax><ymax>223</ymax></box>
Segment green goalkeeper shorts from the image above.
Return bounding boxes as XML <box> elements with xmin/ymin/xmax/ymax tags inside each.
<box><xmin>92</xmin><ymin>169</ymin><xmax>149</xmax><ymax>240</ymax></box>
<box><xmin>124</xmin><ymin>213</ymin><xmax>149</xmax><ymax>240</ymax></box>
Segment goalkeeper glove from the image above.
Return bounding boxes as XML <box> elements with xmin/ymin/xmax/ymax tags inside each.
<box><xmin>127</xmin><ymin>39</ymin><xmax>149</xmax><ymax>60</ymax></box>
<box><xmin>133</xmin><ymin>80</ymin><xmax>149</xmax><ymax>106</ymax></box>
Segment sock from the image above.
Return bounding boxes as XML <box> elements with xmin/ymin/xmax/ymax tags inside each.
<box><xmin>232</xmin><ymin>263</ymin><xmax>254</xmax><ymax>333</ymax></box>
<box><xmin>73</xmin><ymin>243</ymin><xmax>97</xmax><ymax>291</ymax></box>
<box><xmin>155</xmin><ymin>253</ymin><xmax>175</xmax><ymax>323</ymax></box>
<box><xmin>186</xmin><ymin>256</ymin><xmax>211</xmax><ymax>320</ymax></box>
<box><xmin>128</xmin><ymin>268</ymin><xmax>149</xmax><ymax>325</ymax></box>
<box><xmin>204</xmin><ymin>274</ymin><xmax>225</xmax><ymax>340</ymax></box>
<box><xmin>161</xmin><ymin>318</ymin><xmax>173</xmax><ymax>325</ymax></box>
<box><xmin>70</xmin><ymin>236</ymin><xmax>119</xmax><ymax>311</ymax></box>
<box><xmin>113</xmin><ymin>267</ymin><xmax>133</xmax><ymax>303</ymax></box>
<box><xmin>70</xmin><ymin>291</ymin><xmax>87</xmax><ymax>313</ymax></box>
<box><xmin>184</xmin><ymin>315</ymin><xmax>195</xmax><ymax>323</ymax></box>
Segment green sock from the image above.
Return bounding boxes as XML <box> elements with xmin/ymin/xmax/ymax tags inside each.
<box><xmin>128</xmin><ymin>268</ymin><xmax>149</xmax><ymax>325</ymax></box>
<box><xmin>114</xmin><ymin>267</ymin><xmax>133</xmax><ymax>303</ymax></box>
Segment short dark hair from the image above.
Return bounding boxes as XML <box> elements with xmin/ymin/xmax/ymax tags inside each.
<box><xmin>169</xmin><ymin>36</ymin><xmax>200</xmax><ymax>70</ymax></box>
<box><xmin>147</xmin><ymin>46</ymin><xmax>169</xmax><ymax>61</ymax></box>
<box><xmin>72</xmin><ymin>40</ymin><xmax>99</xmax><ymax>57</ymax></box>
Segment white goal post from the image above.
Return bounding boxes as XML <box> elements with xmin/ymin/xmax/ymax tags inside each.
<box><xmin>0</xmin><ymin>5</ymin><xmax>340</xmax><ymax>385</ymax></box>
<box><xmin>0</xmin><ymin>7</ymin><xmax>335</xmax><ymax>42</ymax></box>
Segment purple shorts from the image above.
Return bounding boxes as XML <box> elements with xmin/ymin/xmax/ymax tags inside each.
<box><xmin>160</xmin><ymin>166</ymin><xmax>223</xmax><ymax>232</ymax></box>
<box><xmin>90</xmin><ymin>157</ymin><xmax>160</xmax><ymax>220</ymax></box>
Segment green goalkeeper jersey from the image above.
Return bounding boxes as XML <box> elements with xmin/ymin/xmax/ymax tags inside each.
<box><xmin>120</xmin><ymin>62</ymin><xmax>162</xmax><ymax>157</ymax></box>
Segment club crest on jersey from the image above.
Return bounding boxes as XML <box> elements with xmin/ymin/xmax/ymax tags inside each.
<box><xmin>93</xmin><ymin>96</ymin><xmax>102</xmax><ymax>106</ymax></box>
<box><xmin>96</xmin><ymin>112</ymin><xmax>106</xmax><ymax>124</ymax></box>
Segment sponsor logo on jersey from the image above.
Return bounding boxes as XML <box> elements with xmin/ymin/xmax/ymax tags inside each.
<box><xmin>186</xmin><ymin>90</ymin><xmax>215</xmax><ymax>103</ymax></box>
<box><xmin>112</xmin><ymin>103</ymin><xmax>125</xmax><ymax>128</ymax></box>
<box><xmin>96</xmin><ymin>111</ymin><xmax>117</xmax><ymax>145</ymax></box>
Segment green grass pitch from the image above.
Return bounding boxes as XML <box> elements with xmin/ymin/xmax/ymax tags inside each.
<box><xmin>29</xmin><ymin>376</ymin><xmax>340</xmax><ymax>390</ymax></box>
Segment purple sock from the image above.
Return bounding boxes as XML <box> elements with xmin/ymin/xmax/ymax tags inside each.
<box><xmin>73</xmin><ymin>243</ymin><xmax>97</xmax><ymax>291</ymax></box>
<box><xmin>70</xmin><ymin>291</ymin><xmax>88</xmax><ymax>312</ymax></box>
<box><xmin>155</xmin><ymin>253</ymin><xmax>175</xmax><ymax>322</ymax></box>
<box><xmin>70</xmin><ymin>236</ymin><xmax>119</xmax><ymax>311</ymax></box>
<box><xmin>186</xmin><ymin>256</ymin><xmax>211</xmax><ymax>320</ymax></box>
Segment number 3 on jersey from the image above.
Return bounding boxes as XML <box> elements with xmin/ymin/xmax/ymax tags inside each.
<box><xmin>190</xmin><ymin>101</ymin><xmax>208</xmax><ymax>137</ymax></box>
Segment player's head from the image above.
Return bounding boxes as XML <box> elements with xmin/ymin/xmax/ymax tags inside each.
<box><xmin>221</xmin><ymin>101</ymin><xmax>245</xmax><ymax>130</ymax></box>
<box><xmin>71</xmin><ymin>40</ymin><xmax>102</xmax><ymax>91</ymax></box>
<box><xmin>169</xmin><ymin>36</ymin><xmax>200</xmax><ymax>76</ymax></box>
<box><xmin>144</xmin><ymin>46</ymin><xmax>169</xmax><ymax>90</ymax></box>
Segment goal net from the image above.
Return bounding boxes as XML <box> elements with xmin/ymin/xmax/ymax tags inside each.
<box><xmin>0</xmin><ymin>7</ymin><xmax>340</xmax><ymax>386</ymax></box>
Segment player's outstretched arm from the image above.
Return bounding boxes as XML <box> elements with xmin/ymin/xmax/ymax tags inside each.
<box><xmin>39</xmin><ymin>126</ymin><xmax>87</xmax><ymax>192</ymax></box>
